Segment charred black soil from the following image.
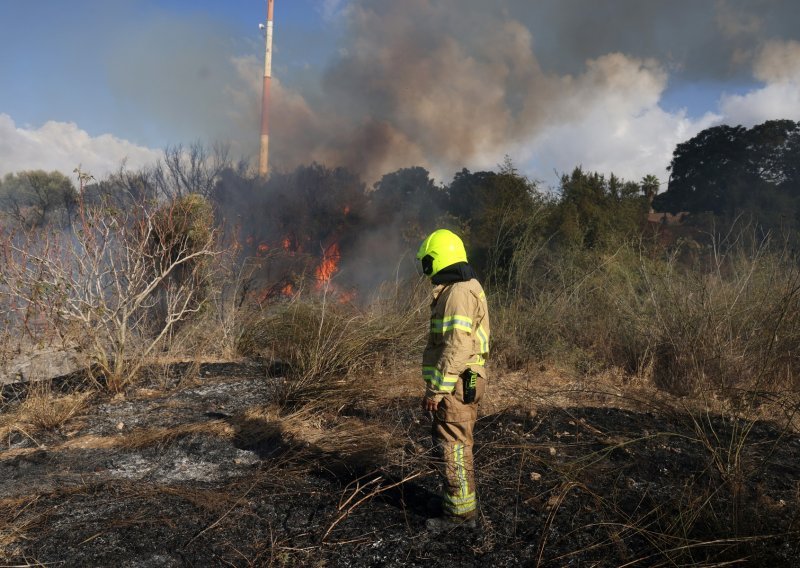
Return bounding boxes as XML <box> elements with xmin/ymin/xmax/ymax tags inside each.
<box><xmin>1</xmin><ymin>364</ymin><xmax>799</xmax><ymax>567</ymax></box>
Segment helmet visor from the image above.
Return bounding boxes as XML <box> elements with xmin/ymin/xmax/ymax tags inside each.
<box><xmin>416</xmin><ymin>254</ymin><xmax>434</xmax><ymax>276</ymax></box>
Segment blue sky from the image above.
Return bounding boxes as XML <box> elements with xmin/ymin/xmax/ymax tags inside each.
<box><xmin>0</xmin><ymin>0</ymin><xmax>333</xmax><ymax>145</ymax></box>
<box><xmin>1</xmin><ymin>1</ymin><xmax>799</xmax><ymax>185</ymax></box>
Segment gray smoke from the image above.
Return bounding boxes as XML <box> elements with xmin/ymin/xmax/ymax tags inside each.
<box><xmin>263</xmin><ymin>0</ymin><xmax>800</xmax><ymax>182</ymax></box>
<box><xmin>512</xmin><ymin>0</ymin><xmax>792</xmax><ymax>80</ymax></box>
<box><xmin>105</xmin><ymin>13</ymin><xmax>249</xmax><ymax>153</ymax></box>
<box><xmin>76</xmin><ymin>0</ymin><xmax>800</xmax><ymax>182</ymax></box>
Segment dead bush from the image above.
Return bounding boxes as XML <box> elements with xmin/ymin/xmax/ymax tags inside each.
<box><xmin>0</xmin><ymin>193</ymin><xmax>222</xmax><ymax>391</ymax></box>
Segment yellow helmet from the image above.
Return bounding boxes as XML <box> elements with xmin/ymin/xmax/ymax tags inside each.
<box><xmin>416</xmin><ymin>229</ymin><xmax>468</xmax><ymax>277</ymax></box>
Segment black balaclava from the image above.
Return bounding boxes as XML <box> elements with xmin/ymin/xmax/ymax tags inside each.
<box><xmin>431</xmin><ymin>262</ymin><xmax>478</xmax><ymax>285</ymax></box>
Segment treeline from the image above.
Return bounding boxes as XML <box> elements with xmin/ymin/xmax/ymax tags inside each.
<box><xmin>5</xmin><ymin>119</ymin><xmax>800</xmax><ymax>265</ymax></box>
<box><xmin>0</xmin><ymin>150</ymin><xmax>655</xmax><ymax>284</ymax></box>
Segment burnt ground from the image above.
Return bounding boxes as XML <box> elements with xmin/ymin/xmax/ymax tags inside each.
<box><xmin>1</xmin><ymin>363</ymin><xmax>799</xmax><ymax>567</ymax></box>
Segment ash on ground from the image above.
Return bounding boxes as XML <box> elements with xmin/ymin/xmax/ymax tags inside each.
<box><xmin>1</xmin><ymin>362</ymin><xmax>798</xmax><ymax>567</ymax></box>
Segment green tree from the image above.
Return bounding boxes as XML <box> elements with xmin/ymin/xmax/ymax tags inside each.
<box><xmin>654</xmin><ymin>120</ymin><xmax>800</xmax><ymax>232</ymax></box>
<box><xmin>0</xmin><ymin>170</ymin><xmax>78</xmax><ymax>228</ymax></box>
<box><xmin>550</xmin><ymin>168</ymin><xmax>647</xmax><ymax>249</ymax></box>
<box><xmin>444</xmin><ymin>158</ymin><xmax>547</xmax><ymax>287</ymax></box>
<box><xmin>640</xmin><ymin>174</ymin><xmax>660</xmax><ymax>208</ymax></box>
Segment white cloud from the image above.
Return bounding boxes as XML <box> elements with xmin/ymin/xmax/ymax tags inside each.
<box><xmin>720</xmin><ymin>82</ymin><xmax>800</xmax><ymax>126</ymax></box>
<box><xmin>0</xmin><ymin>114</ymin><xmax>160</xmax><ymax>179</ymax></box>
<box><xmin>718</xmin><ymin>40</ymin><xmax>800</xmax><ymax>127</ymax></box>
<box><xmin>515</xmin><ymin>54</ymin><xmax>721</xmax><ymax>187</ymax></box>
<box><xmin>517</xmin><ymin>43</ymin><xmax>800</xmax><ymax>188</ymax></box>
<box><xmin>526</xmin><ymin>107</ymin><xmax>721</xmax><ymax>188</ymax></box>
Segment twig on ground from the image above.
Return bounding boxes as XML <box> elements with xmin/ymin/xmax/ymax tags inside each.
<box><xmin>322</xmin><ymin>471</ymin><xmax>423</xmax><ymax>543</ymax></box>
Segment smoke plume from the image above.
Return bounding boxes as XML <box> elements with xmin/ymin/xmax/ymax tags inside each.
<box><xmin>6</xmin><ymin>0</ymin><xmax>799</xmax><ymax>183</ymax></box>
<box><xmin>250</xmin><ymin>0</ymin><xmax>798</xmax><ymax>183</ymax></box>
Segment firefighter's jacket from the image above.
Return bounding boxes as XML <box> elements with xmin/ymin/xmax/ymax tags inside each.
<box><xmin>423</xmin><ymin>278</ymin><xmax>490</xmax><ymax>405</ymax></box>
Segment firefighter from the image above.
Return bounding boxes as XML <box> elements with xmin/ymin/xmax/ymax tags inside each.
<box><xmin>416</xmin><ymin>229</ymin><xmax>490</xmax><ymax>531</ymax></box>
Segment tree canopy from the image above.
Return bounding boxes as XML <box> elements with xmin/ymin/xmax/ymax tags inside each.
<box><xmin>654</xmin><ymin>120</ymin><xmax>800</xmax><ymax>230</ymax></box>
<box><xmin>0</xmin><ymin>170</ymin><xmax>77</xmax><ymax>228</ymax></box>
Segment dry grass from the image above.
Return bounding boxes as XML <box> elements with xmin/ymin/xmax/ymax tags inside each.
<box><xmin>234</xmin><ymin>404</ymin><xmax>405</xmax><ymax>467</ymax></box>
<box><xmin>237</xmin><ymin>279</ymin><xmax>428</xmax><ymax>408</ymax></box>
<box><xmin>0</xmin><ymin>400</ymin><xmax>406</xmax><ymax>475</ymax></box>
<box><xmin>0</xmin><ymin>495</ymin><xmax>45</xmax><ymax>560</ymax></box>
<box><xmin>495</xmin><ymin>235</ymin><xmax>800</xmax><ymax>405</ymax></box>
<box><xmin>114</xmin><ymin>420</ymin><xmax>236</xmax><ymax>450</ymax></box>
<box><xmin>0</xmin><ymin>382</ymin><xmax>89</xmax><ymax>444</ymax></box>
<box><xmin>0</xmin><ymin>419</ymin><xmax>237</xmax><ymax>458</ymax></box>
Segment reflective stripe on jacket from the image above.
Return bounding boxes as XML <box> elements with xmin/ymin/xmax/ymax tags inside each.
<box><xmin>422</xmin><ymin>278</ymin><xmax>490</xmax><ymax>402</ymax></box>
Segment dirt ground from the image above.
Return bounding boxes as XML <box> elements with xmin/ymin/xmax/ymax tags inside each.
<box><xmin>1</xmin><ymin>362</ymin><xmax>799</xmax><ymax>567</ymax></box>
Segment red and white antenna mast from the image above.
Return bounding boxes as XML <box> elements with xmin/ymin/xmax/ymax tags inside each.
<box><xmin>258</xmin><ymin>0</ymin><xmax>274</xmax><ymax>177</ymax></box>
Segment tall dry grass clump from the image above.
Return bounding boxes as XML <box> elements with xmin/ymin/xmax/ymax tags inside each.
<box><xmin>237</xmin><ymin>279</ymin><xmax>429</xmax><ymax>406</ymax></box>
<box><xmin>629</xmin><ymin>241</ymin><xmax>800</xmax><ymax>397</ymax></box>
<box><xmin>490</xmin><ymin>244</ymin><xmax>648</xmax><ymax>374</ymax></box>
<box><xmin>0</xmin><ymin>382</ymin><xmax>89</xmax><ymax>442</ymax></box>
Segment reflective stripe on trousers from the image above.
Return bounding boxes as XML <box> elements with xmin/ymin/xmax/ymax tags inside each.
<box><xmin>433</xmin><ymin>419</ymin><xmax>477</xmax><ymax>517</ymax></box>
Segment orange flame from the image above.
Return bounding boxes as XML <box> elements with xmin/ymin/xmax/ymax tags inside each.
<box><xmin>338</xmin><ymin>290</ymin><xmax>356</xmax><ymax>304</ymax></box>
<box><xmin>343</xmin><ymin>205</ymin><xmax>351</xmax><ymax>215</ymax></box>
<box><xmin>282</xmin><ymin>236</ymin><xmax>291</xmax><ymax>251</ymax></box>
<box><xmin>315</xmin><ymin>242</ymin><xmax>341</xmax><ymax>286</ymax></box>
<box><xmin>282</xmin><ymin>283</ymin><xmax>295</xmax><ymax>297</ymax></box>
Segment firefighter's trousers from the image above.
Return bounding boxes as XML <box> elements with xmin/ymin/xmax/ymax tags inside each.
<box><xmin>432</xmin><ymin>375</ymin><xmax>486</xmax><ymax>518</ymax></box>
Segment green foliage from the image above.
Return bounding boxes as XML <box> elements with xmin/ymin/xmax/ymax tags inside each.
<box><xmin>655</xmin><ymin>120</ymin><xmax>800</xmax><ymax>234</ymax></box>
<box><xmin>549</xmin><ymin>168</ymin><xmax>647</xmax><ymax>250</ymax></box>
<box><xmin>641</xmin><ymin>174</ymin><xmax>660</xmax><ymax>203</ymax></box>
<box><xmin>0</xmin><ymin>170</ymin><xmax>78</xmax><ymax>228</ymax></box>
<box><xmin>442</xmin><ymin>159</ymin><xmax>550</xmax><ymax>288</ymax></box>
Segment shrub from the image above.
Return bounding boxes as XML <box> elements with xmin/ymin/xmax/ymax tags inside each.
<box><xmin>150</xmin><ymin>193</ymin><xmax>216</xmax><ymax>311</ymax></box>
